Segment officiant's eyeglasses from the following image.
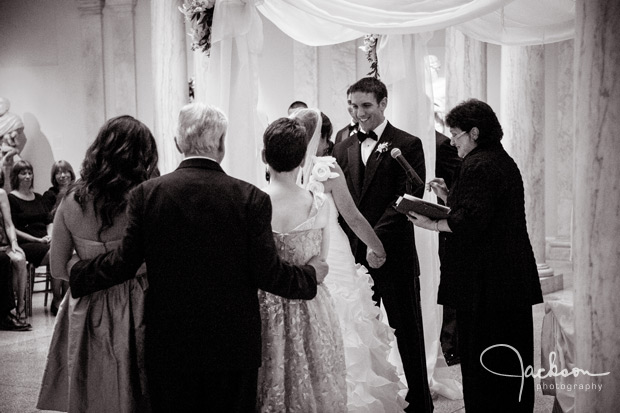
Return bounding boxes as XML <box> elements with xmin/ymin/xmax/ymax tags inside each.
<box><xmin>450</xmin><ymin>131</ymin><xmax>467</xmax><ymax>140</ymax></box>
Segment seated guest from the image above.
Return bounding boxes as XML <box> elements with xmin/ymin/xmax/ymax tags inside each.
<box><xmin>0</xmin><ymin>170</ymin><xmax>29</xmax><ymax>324</ymax></box>
<box><xmin>42</xmin><ymin>160</ymin><xmax>76</xmax><ymax>310</ymax></box>
<box><xmin>42</xmin><ymin>160</ymin><xmax>75</xmax><ymax>215</ymax></box>
<box><xmin>408</xmin><ymin>98</ymin><xmax>543</xmax><ymax>412</ymax></box>
<box><xmin>0</xmin><ymin>251</ymin><xmax>30</xmax><ymax>331</ymax></box>
<box><xmin>8</xmin><ymin>160</ymin><xmax>54</xmax><ymax>310</ymax></box>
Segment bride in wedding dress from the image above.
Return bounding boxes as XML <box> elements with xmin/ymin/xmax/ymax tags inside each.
<box><xmin>290</xmin><ymin>108</ymin><xmax>407</xmax><ymax>412</ymax></box>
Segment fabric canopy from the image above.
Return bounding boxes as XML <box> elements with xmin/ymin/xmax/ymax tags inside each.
<box><xmin>257</xmin><ymin>0</ymin><xmax>575</xmax><ymax>47</ymax></box>
<box><xmin>457</xmin><ymin>0</ymin><xmax>575</xmax><ymax>45</ymax></box>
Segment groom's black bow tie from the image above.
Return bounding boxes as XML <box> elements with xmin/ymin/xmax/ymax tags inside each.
<box><xmin>357</xmin><ymin>130</ymin><xmax>377</xmax><ymax>143</ymax></box>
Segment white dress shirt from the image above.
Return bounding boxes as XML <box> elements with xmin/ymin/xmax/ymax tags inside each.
<box><xmin>360</xmin><ymin>119</ymin><xmax>387</xmax><ymax>165</ymax></box>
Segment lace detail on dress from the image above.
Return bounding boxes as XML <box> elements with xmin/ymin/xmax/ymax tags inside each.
<box><xmin>257</xmin><ymin>193</ymin><xmax>347</xmax><ymax>413</ymax></box>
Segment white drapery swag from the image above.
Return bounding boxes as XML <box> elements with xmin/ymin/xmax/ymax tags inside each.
<box><xmin>193</xmin><ymin>0</ymin><xmax>266</xmax><ymax>185</ymax></box>
<box><xmin>195</xmin><ymin>0</ymin><xmax>576</xmax><ymax>403</ymax></box>
<box><xmin>257</xmin><ymin>0</ymin><xmax>575</xmax><ymax>47</ymax></box>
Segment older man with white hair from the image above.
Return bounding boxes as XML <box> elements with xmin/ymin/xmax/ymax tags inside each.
<box><xmin>69</xmin><ymin>102</ymin><xmax>328</xmax><ymax>412</ymax></box>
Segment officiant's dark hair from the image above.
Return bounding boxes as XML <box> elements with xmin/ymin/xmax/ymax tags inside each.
<box><xmin>446</xmin><ymin>99</ymin><xmax>503</xmax><ymax>146</ymax></box>
<box><xmin>349</xmin><ymin>77</ymin><xmax>387</xmax><ymax>104</ymax></box>
<box><xmin>263</xmin><ymin>118</ymin><xmax>307</xmax><ymax>172</ymax></box>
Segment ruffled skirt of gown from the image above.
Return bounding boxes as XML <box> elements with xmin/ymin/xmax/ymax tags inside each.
<box><xmin>323</xmin><ymin>195</ymin><xmax>408</xmax><ymax>412</ymax></box>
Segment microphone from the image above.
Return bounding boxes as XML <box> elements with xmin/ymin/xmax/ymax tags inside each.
<box><xmin>390</xmin><ymin>148</ymin><xmax>424</xmax><ymax>190</ymax></box>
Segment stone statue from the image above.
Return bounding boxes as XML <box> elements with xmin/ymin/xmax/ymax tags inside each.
<box><xmin>0</xmin><ymin>98</ymin><xmax>27</xmax><ymax>191</ymax></box>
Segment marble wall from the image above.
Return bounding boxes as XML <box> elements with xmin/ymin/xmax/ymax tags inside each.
<box><xmin>500</xmin><ymin>44</ymin><xmax>551</xmax><ymax>274</ymax></box>
<box><xmin>151</xmin><ymin>0</ymin><xmax>186</xmax><ymax>174</ymax></box>
<box><xmin>444</xmin><ymin>27</ymin><xmax>487</xmax><ymax>114</ymax></box>
<box><xmin>573</xmin><ymin>0</ymin><xmax>620</xmax><ymax>410</ymax></box>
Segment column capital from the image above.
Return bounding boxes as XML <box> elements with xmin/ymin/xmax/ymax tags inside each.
<box><xmin>75</xmin><ymin>0</ymin><xmax>104</xmax><ymax>16</ymax></box>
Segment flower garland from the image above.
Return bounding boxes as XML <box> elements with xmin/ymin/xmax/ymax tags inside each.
<box><xmin>360</xmin><ymin>34</ymin><xmax>380</xmax><ymax>78</ymax></box>
<box><xmin>179</xmin><ymin>0</ymin><xmax>216</xmax><ymax>56</ymax></box>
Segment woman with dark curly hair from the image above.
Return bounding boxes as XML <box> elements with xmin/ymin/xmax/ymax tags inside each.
<box><xmin>408</xmin><ymin>99</ymin><xmax>543</xmax><ymax>412</ymax></box>
<box><xmin>38</xmin><ymin>115</ymin><xmax>159</xmax><ymax>413</ymax></box>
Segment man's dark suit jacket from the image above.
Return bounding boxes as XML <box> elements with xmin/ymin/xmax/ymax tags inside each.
<box><xmin>332</xmin><ymin>122</ymin><xmax>425</xmax><ymax>279</ymax></box>
<box><xmin>334</xmin><ymin>122</ymin><xmax>358</xmax><ymax>145</ymax></box>
<box><xmin>70</xmin><ymin>158</ymin><xmax>317</xmax><ymax>372</ymax></box>
<box><xmin>435</xmin><ymin>131</ymin><xmax>461</xmax><ymax>193</ymax></box>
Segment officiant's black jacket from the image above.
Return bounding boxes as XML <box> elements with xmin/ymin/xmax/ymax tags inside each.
<box><xmin>70</xmin><ymin>158</ymin><xmax>317</xmax><ymax>371</ymax></box>
<box><xmin>440</xmin><ymin>143</ymin><xmax>543</xmax><ymax>310</ymax></box>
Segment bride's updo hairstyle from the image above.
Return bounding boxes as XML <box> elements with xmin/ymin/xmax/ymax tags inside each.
<box><xmin>289</xmin><ymin>108</ymin><xmax>319</xmax><ymax>144</ymax></box>
<box><xmin>263</xmin><ymin>118</ymin><xmax>307</xmax><ymax>173</ymax></box>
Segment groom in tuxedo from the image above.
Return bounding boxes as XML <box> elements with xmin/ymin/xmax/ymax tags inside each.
<box><xmin>333</xmin><ymin>77</ymin><xmax>433</xmax><ymax>412</ymax></box>
<box><xmin>69</xmin><ymin>103</ymin><xmax>327</xmax><ymax>412</ymax></box>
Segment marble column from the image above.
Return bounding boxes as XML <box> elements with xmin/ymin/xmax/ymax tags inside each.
<box><xmin>549</xmin><ymin>40</ymin><xmax>574</xmax><ymax>260</ymax></box>
<box><xmin>75</xmin><ymin>0</ymin><xmax>106</xmax><ymax>143</ymax></box>
<box><xmin>292</xmin><ymin>42</ymin><xmax>318</xmax><ymax>108</ymax></box>
<box><xmin>104</xmin><ymin>0</ymin><xmax>138</xmax><ymax>117</ymax></box>
<box><xmin>151</xmin><ymin>0</ymin><xmax>186</xmax><ymax>174</ymax></box>
<box><xmin>574</xmin><ymin>1</ymin><xmax>620</xmax><ymax>411</ymax></box>
<box><xmin>329</xmin><ymin>41</ymin><xmax>357</xmax><ymax>129</ymax></box>
<box><xmin>444</xmin><ymin>27</ymin><xmax>487</xmax><ymax>115</ymax></box>
<box><xmin>501</xmin><ymin>44</ymin><xmax>554</xmax><ymax>277</ymax></box>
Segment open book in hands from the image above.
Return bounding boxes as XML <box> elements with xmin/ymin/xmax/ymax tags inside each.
<box><xmin>393</xmin><ymin>194</ymin><xmax>451</xmax><ymax>220</ymax></box>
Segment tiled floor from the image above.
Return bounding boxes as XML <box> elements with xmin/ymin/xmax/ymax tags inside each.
<box><xmin>1</xmin><ymin>262</ymin><xmax>571</xmax><ymax>412</ymax></box>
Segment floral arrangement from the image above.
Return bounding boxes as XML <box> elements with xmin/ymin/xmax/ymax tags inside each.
<box><xmin>188</xmin><ymin>77</ymin><xmax>195</xmax><ymax>102</ymax></box>
<box><xmin>179</xmin><ymin>0</ymin><xmax>216</xmax><ymax>56</ymax></box>
<box><xmin>307</xmin><ymin>156</ymin><xmax>339</xmax><ymax>194</ymax></box>
<box><xmin>360</xmin><ymin>34</ymin><xmax>380</xmax><ymax>78</ymax></box>
<box><xmin>375</xmin><ymin>142</ymin><xmax>390</xmax><ymax>156</ymax></box>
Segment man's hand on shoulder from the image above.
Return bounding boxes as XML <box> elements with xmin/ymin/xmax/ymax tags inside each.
<box><xmin>307</xmin><ymin>256</ymin><xmax>329</xmax><ymax>284</ymax></box>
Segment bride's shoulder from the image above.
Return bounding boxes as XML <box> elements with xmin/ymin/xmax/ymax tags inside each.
<box><xmin>308</xmin><ymin>156</ymin><xmax>342</xmax><ymax>194</ymax></box>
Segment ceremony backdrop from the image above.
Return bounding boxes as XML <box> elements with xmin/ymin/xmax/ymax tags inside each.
<box><xmin>1</xmin><ymin>1</ymin><xmax>618</xmax><ymax>411</ymax></box>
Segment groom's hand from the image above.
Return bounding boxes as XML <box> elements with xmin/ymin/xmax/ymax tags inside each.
<box><xmin>307</xmin><ymin>256</ymin><xmax>329</xmax><ymax>284</ymax></box>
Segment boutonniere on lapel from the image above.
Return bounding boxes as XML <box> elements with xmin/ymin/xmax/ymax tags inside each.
<box><xmin>375</xmin><ymin>142</ymin><xmax>390</xmax><ymax>158</ymax></box>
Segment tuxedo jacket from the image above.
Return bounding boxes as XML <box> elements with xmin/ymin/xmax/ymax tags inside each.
<box><xmin>70</xmin><ymin>158</ymin><xmax>317</xmax><ymax>372</ymax></box>
<box><xmin>333</xmin><ymin>122</ymin><xmax>426</xmax><ymax>279</ymax></box>
<box><xmin>335</xmin><ymin>125</ymin><xmax>349</xmax><ymax>145</ymax></box>
<box><xmin>435</xmin><ymin>131</ymin><xmax>461</xmax><ymax>191</ymax></box>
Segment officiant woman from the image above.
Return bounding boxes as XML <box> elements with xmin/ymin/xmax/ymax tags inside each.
<box><xmin>408</xmin><ymin>98</ymin><xmax>543</xmax><ymax>412</ymax></box>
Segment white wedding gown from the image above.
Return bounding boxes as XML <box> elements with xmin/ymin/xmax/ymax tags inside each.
<box><xmin>322</xmin><ymin>193</ymin><xmax>408</xmax><ymax>412</ymax></box>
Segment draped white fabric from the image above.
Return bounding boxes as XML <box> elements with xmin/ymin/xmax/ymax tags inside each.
<box><xmin>194</xmin><ymin>0</ymin><xmax>265</xmax><ymax>184</ymax></box>
<box><xmin>257</xmin><ymin>0</ymin><xmax>575</xmax><ymax>47</ymax></box>
<box><xmin>193</xmin><ymin>0</ymin><xmax>576</xmax><ymax>404</ymax></box>
<box><xmin>257</xmin><ymin>0</ymin><xmax>515</xmax><ymax>46</ymax></box>
<box><xmin>380</xmin><ymin>33</ymin><xmax>463</xmax><ymax>399</ymax></box>
<box><xmin>457</xmin><ymin>0</ymin><xmax>576</xmax><ymax>46</ymax></box>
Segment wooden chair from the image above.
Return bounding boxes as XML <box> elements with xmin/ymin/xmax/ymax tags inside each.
<box><xmin>26</xmin><ymin>262</ymin><xmax>52</xmax><ymax>317</ymax></box>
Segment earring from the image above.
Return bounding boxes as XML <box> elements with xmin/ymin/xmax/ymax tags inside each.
<box><xmin>265</xmin><ymin>167</ymin><xmax>270</xmax><ymax>182</ymax></box>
